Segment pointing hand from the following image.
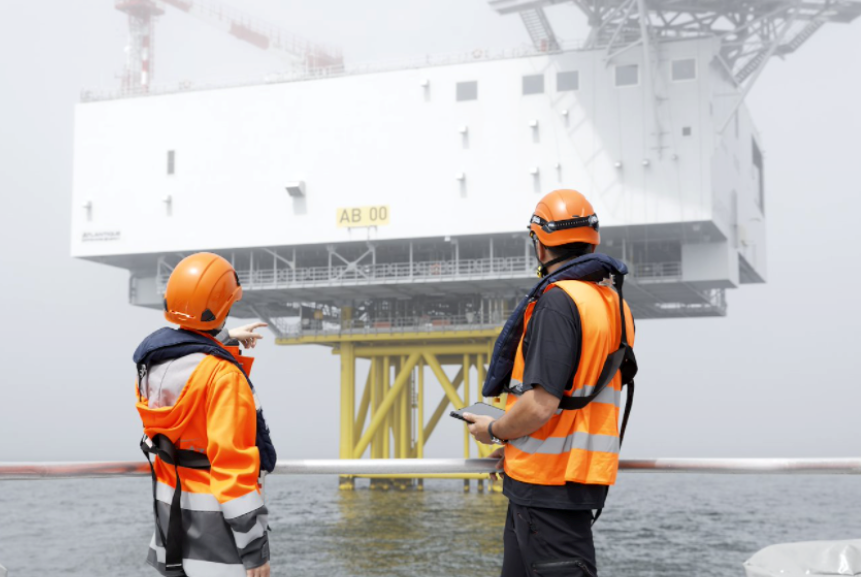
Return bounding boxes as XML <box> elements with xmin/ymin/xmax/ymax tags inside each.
<box><xmin>229</xmin><ymin>322</ymin><xmax>268</xmax><ymax>349</ymax></box>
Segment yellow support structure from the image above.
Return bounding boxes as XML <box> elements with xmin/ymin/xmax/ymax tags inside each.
<box><xmin>281</xmin><ymin>327</ymin><xmax>502</xmax><ymax>490</ymax></box>
<box><xmin>463</xmin><ymin>353</ymin><xmax>470</xmax><ymax>492</ymax></box>
<box><xmin>338</xmin><ymin>342</ymin><xmax>355</xmax><ymax>490</ymax></box>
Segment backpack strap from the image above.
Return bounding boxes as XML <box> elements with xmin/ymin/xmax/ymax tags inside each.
<box><xmin>559</xmin><ymin>275</ymin><xmax>637</xmax><ymax>411</ymax></box>
<box><xmin>586</xmin><ymin>275</ymin><xmax>638</xmax><ymax>525</ymax></box>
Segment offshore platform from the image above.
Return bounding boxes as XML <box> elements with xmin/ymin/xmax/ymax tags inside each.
<box><xmin>72</xmin><ymin>0</ymin><xmax>859</xmax><ymax>489</ymax></box>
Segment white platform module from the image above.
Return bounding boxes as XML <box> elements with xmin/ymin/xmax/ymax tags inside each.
<box><xmin>71</xmin><ymin>37</ymin><xmax>767</xmax><ymax>321</ymax></box>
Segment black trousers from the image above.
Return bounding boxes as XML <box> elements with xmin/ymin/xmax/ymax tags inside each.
<box><xmin>500</xmin><ymin>502</ymin><xmax>598</xmax><ymax>577</ymax></box>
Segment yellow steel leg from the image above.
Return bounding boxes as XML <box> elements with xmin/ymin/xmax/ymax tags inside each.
<box><xmin>417</xmin><ymin>360</ymin><xmax>424</xmax><ymax>491</ymax></box>
<box><xmin>474</xmin><ymin>353</ymin><xmax>494</xmax><ymax>459</ymax></box>
<box><xmin>280</xmin><ymin>329</ymin><xmax>503</xmax><ymax>491</ymax></box>
<box><xmin>383</xmin><ymin>355</ymin><xmax>391</xmax><ymax>460</ymax></box>
<box><xmin>400</xmin><ymin>360</ymin><xmax>409</xmax><ymax>459</ymax></box>
<box><xmin>477</xmin><ymin>353</ymin><xmax>485</xmax><ymax>404</ymax></box>
<box><xmin>353</xmin><ymin>352</ymin><xmax>421</xmax><ymax>459</ymax></box>
<box><xmin>463</xmin><ymin>353</ymin><xmax>470</xmax><ymax>458</ymax></box>
<box><xmin>369</xmin><ymin>358</ymin><xmax>378</xmax><ymax>460</ymax></box>
<box><xmin>463</xmin><ymin>353</ymin><xmax>470</xmax><ymax>493</ymax></box>
<box><xmin>392</xmin><ymin>359</ymin><xmax>401</xmax><ymax>460</ymax></box>
<box><xmin>369</xmin><ymin>358</ymin><xmax>388</xmax><ymax>490</ymax></box>
<box><xmin>394</xmin><ymin>358</ymin><xmax>410</xmax><ymax>490</ymax></box>
<box><xmin>353</xmin><ymin>366</ymin><xmax>372</xmax><ymax>451</ymax></box>
<box><xmin>339</xmin><ymin>343</ymin><xmax>355</xmax><ymax>490</ymax></box>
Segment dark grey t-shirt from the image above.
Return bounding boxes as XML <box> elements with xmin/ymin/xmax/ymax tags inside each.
<box><xmin>503</xmin><ymin>287</ymin><xmax>608</xmax><ymax>511</ymax></box>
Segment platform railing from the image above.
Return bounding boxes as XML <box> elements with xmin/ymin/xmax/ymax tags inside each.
<box><xmin>155</xmin><ymin>255</ymin><xmax>692</xmax><ymax>295</ymax></box>
<box><xmin>157</xmin><ymin>255</ymin><xmax>534</xmax><ymax>294</ymax></box>
<box><xmin>2</xmin><ymin>458</ymin><xmax>860</xmax><ymax>481</ymax></box>
<box><xmin>282</xmin><ymin>312</ymin><xmax>510</xmax><ymax>338</ymax></box>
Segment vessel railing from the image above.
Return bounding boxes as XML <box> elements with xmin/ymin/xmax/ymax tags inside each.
<box><xmin>2</xmin><ymin>458</ymin><xmax>860</xmax><ymax>481</ymax></box>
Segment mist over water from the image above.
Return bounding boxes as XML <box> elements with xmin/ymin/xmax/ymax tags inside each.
<box><xmin>3</xmin><ymin>474</ymin><xmax>860</xmax><ymax>576</ymax></box>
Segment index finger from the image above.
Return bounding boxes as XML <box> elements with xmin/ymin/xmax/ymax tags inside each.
<box><xmin>248</xmin><ymin>322</ymin><xmax>268</xmax><ymax>330</ymax></box>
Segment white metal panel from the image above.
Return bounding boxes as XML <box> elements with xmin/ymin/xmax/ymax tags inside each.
<box><xmin>71</xmin><ymin>38</ymin><xmax>754</xmax><ymax>261</ymax></box>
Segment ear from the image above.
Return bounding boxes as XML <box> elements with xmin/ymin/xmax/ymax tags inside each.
<box><xmin>536</xmin><ymin>241</ymin><xmax>550</xmax><ymax>262</ymax></box>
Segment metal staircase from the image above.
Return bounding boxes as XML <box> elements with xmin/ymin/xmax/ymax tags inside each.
<box><xmin>777</xmin><ymin>19</ymin><xmax>826</xmax><ymax>55</ymax></box>
<box><xmin>519</xmin><ymin>8</ymin><xmax>560</xmax><ymax>51</ymax></box>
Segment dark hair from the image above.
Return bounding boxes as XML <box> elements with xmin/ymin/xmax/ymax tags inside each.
<box><xmin>546</xmin><ymin>242</ymin><xmax>594</xmax><ymax>260</ymax></box>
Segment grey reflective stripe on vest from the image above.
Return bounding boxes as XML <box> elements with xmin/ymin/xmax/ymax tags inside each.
<box><xmin>509</xmin><ymin>431</ymin><xmax>620</xmax><ymax>455</ymax></box>
<box><xmin>155</xmin><ymin>481</ymin><xmax>222</xmax><ymax>511</ymax></box>
<box><xmin>183</xmin><ymin>559</ymin><xmax>246</xmax><ymax>577</ymax></box>
<box><xmin>148</xmin><ymin>539</ymin><xmax>246</xmax><ymax>577</ymax></box>
<box><xmin>221</xmin><ymin>490</ymin><xmax>264</xmax><ymax>519</ymax></box>
<box><xmin>511</xmin><ymin>379</ymin><xmax>621</xmax><ymax>408</ymax></box>
<box><xmin>148</xmin><ymin>503</ymin><xmax>265</xmax><ymax>574</ymax></box>
<box><xmin>575</xmin><ymin>384</ymin><xmax>622</xmax><ymax>408</ymax></box>
<box><xmin>232</xmin><ymin>514</ymin><xmax>268</xmax><ymax>548</ymax></box>
<box><xmin>150</xmin><ymin>485</ymin><xmax>269</xmax><ymax>573</ymax></box>
<box><xmin>149</xmin><ymin>535</ymin><xmax>167</xmax><ymax>564</ymax></box>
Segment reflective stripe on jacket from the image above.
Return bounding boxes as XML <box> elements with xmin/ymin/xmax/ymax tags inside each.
<box><xmin>136</xmin><ymin>348</ymin><xmax>269</xmax><ymax>576</ymax></box>
<box><xmin>504</xmin><ymin>280</ymin><xmax>635</xmax><ymax>487</ymax></box>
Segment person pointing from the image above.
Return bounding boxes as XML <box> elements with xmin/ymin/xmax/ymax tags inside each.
<box><xmin>134</xmin><ymin>252</ymin><xmax>277</xmax><ymax>577</ymax></box>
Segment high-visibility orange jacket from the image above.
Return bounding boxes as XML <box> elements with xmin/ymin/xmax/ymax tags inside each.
<box><xmin>136</xmin><ymin>333</ymin><xmax>268</xmax><ymax>577</ymax></box>
<box><xmin>504</xmin><ymin>280</ymin><xmax>635</xmax><ymax>486</ymax></box>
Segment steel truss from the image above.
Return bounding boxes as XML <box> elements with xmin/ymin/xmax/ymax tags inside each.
<box><xmin>492</xmin><ymin>0</ymin><xmax>859</xmax><ymax>140</ymax></box>
<box><xmin>333</xmin><ymin>339</ymin><xmax>502</xmax><ymax>490</ymax></box>
<box><xmin>492</xmin><ymin>0</ymin><xmax>860</xmax><ymax>87</ymax></box>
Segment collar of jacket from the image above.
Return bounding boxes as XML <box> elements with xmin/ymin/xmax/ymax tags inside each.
<box><xmin>133</xmin><ymin>327</ymin><xmax>278</xmax><ymax>474</ymax></box>
<box><xmin>134</xmin><ymin>327</ymin><xmax>233</xmax><ymax>368</ymax></box>
<box><xmin>481</xmin><ymin>253</ymin><xmax>628</xmax><ymax>398</ymax></box>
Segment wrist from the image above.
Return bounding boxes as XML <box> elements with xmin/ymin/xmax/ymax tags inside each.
<box><xmin>487</xmin><ymin>420</ymin><xmax>507</xmax><ymax>445</ymax></box>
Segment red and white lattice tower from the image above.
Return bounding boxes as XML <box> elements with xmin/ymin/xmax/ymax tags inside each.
<box><xmin>115</xmin><ymin>0</ymin><xmax>164</xmax><ymax>94</ymax></box>
<box><xmin>114</xmin><ymin>0</ymin><xmax>343</xmax><ymax>94</ymax></box>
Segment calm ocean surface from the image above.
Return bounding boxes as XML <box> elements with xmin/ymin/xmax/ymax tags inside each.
<box><xmin>2</xmin><ymin>473</ymin><xmax>860</xmax><ymax>576</ymax></box>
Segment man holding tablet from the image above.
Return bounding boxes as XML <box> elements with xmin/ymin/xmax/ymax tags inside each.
<box><xmin>463</xmin><ymin>189</ymin><xmax>635</xmax><ymax>577</ymax></box>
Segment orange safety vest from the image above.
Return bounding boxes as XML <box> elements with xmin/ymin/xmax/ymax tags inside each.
<box><xmin>504</xmin><ymin>280</ymin><xmax>635</xmax><ymax>486</ymax></box>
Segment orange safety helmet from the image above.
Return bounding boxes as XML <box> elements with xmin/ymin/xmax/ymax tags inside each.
<box><xmin>529</xmin><ymin>189</ymin><xmax>600</xmax><ymax>247</ymax></box>
<box><xmin>163</xmin><ymin>252</ymin><xmax>243</xmax><ymax>331</ymax></box>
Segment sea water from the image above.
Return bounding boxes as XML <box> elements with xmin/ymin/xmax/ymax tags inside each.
<box><xmin>2</xmin><ymin>473</ymin><xmax>860</xmax><ymax>576</ymax></box>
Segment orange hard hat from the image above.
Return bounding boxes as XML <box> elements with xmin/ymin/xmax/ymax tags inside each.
<box><xmin>529</xmin><ymin>189</ymin><xmax>600</xmax><ymax>247</ymax></box>
<box><xmin>163</xmin><ymin>252</ymin><xmax>242</xmax><ymax>331</ymax></box>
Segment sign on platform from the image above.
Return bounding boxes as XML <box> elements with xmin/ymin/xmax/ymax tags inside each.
<box><xmin>337</xmin><ymin>206</ymin><xmax>390</xmax><ymax>228</ymax></box>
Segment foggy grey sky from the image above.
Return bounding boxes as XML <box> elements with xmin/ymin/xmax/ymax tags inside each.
<box><xmin>0</xmin><ymin>1</ymin><xmax>859</xmax><ymax>463</ymax></box>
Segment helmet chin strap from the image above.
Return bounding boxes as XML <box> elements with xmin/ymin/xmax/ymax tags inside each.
<box><xmin>535</xmin><ymin>254</ymin><xmax>577</xmax><ymax>278</ymax></box>
<box><xmin>533</xmin><ymin>238</ymin><xmax>577</xmax><ymax>278</ymax></box>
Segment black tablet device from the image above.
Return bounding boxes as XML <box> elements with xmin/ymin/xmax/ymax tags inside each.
<box><xmin>450</xmin><ymin>402</ymin><xmax>505</xmax><ymax>422</ymax></box>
